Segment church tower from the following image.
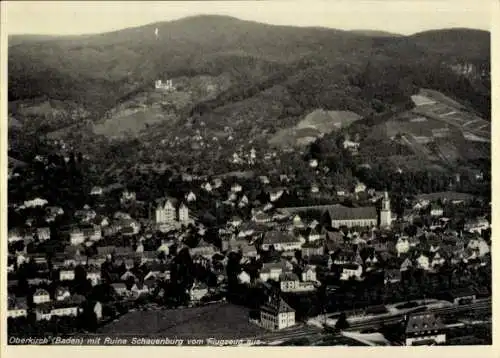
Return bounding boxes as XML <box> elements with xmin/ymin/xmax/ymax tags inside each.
<box><xmin>380</xmin><ymin>191</ymin><xmax>392</xmax><ymax>227</ymax></box>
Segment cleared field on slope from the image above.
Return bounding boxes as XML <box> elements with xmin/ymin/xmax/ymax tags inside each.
<box><xmin>93</xmin><ymin>107</ymin><xmax>178</xmax><ymax>138</ymax></box>
<box><xmin>411</xmin><ymin>88</ymin><xmax>490</xmax><ymax>140</ymax></box>
<box><xmin>296</xmin><ymin>109</ymin><xmax>362</xmax><ymax>133</ymax></box>
<box><xmin>269</xmin><ymin>109</ymin><xmax>361</xmax><ymax>148</ymax></box>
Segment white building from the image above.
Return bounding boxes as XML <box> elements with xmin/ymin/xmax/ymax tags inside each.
<box><xmin>237</xmin><ymin>271</ymin><xmax>251</xmax><ymax>284</ymax></box>
<box><xmin>33</xmin><ymin>289</ymin><xmax>51</xmax><ymax>305</ymax></box>
<box><xmin>70</xmin><ymin>229</ymin><xmax>85</xmax><ymax>246</ymax></box>
<box><xmin>156</xmin><ymin>198</ymin><xmax>177</xmax><ymax>225</ymax></box>
<box><xmin>339</xmin><ymin>263</ymin><xmax>363</xmax><ymax>281</ymax></box>
<box><xmin>60</xmin><ymin>269</ymin><xmax>75</xmax><ymax>281</ymax></box>
<box><xmin>396</xmin><ymin>236</ymin><xmax>410</xmax><ymax>256</ymax></box>
<box><xmin>416</xmin><ymin>254</ymin><xmax>430</xmax><ymax>271</ymax></box>
<box><xmin>260</xmin><ymin>296</ymin><xmax>296</xmax><ymax>331</ymax></box>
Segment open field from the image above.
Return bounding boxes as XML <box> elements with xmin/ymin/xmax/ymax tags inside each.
<box><xmin>98</xmin><ymin>303</ymin><xmax>265</xmax><ymax>339</ymax></box>
<box><xmin>296</xmin><ymin>109</ymin><xmax>362</xmax><ymax>133</ymax></box>
<box><xmin>269</xmin><ymin>109</ymin><xmax>361</xmax><ymax>148</ymax></box>
<box><xmin>411</xmin><ymin>89</ymin><xmax>490</xmax><ymax>141</ymax></box>
<box><xmin>93</xmin><ymin>107</ymin><xmax>178</xmax><ymax>138</ymax></box>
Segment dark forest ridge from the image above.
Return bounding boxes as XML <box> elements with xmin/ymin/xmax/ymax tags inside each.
<box><xmin>8</xmin><ymin>14</ymin><xmax>489</xmax><ymax>41</ymax></box>
<box><xmin>8</xmin><ymin>14</ymin><xmax>490</xmax><ymax>123</ymax></box>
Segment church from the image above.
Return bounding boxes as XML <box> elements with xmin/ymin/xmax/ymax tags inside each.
<box><xmin>325</xmin><ymin>191</ymin><xmax>392</xmax><ymax>229</ymax></box>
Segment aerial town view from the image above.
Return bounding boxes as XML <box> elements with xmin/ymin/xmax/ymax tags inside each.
<box><xmin>5</xmin><ymin>0</ymin><xmax>492</xmax><ymax>347</ymax></box>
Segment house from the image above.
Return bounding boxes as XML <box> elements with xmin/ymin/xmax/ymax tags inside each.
<box><xmin>87</xmin><ymin>269</ymin><xmax>102</xmax><ymax>286</ymax></box>
<box><xmin>121</xmin><ymin>270</ymin><xmax>137</xmax><ymax>282</ymax></box>
<box><xmin>403</xmin><ymin>313</ymin><xmax>446</xmax><ymax>346</ymax></box>
<box><xmin>259</xmin><ymin>176</ymin><xmax>270</xmax><ymax>185</ymax></box>
<box><xmin>430</xmin><ymin>204</ymin><xmax>444</xmax><ymax>217</ymax></box>
<box><xmin>121</xmin><ymin>219</ymin><xmax>141</xmax><ymax>236</ymax></box>
<box><xmin>70</xmin><ymin>228</ymin><xmax>85</xmax><ymax>245</ymax></box>
<box><xmin>213</xmin><ymin>178</ymin><xmax>223</xmax><ymax>189</ymax></box>
<box><xmin>396</xmin><ymin>237</ymin><xmax>411</xmax><ymax>256</ymax></box>
<box><xmin>155</xmin><ymin>197</ymin><xmax>178</xmax><ymax>225</ymax></box>
<box><xmin>279</xmin><ymin>273</ymin><xmax>316</xmax><ymax>293</ymax></box>
<box><xmin>309</xmin><ymin>159</ymin><xmax>318</xmax><ymax>168</ymax></box>
<box><xmin>301</xmin><ymin>240</ymin><xmax>325</xmax><ymax>257</ymax></box>
<box><xmin>7</xmin><ymin>296</ymin><xmax>28</xmax><ymax>318</ymax></box>
<box><xmin>353</xmin><ymin>182</ymin><xmax>367</xmax><ymax>193</ymax></box>
<box><xmin>111</xmin><ymin>283</ymin><xmax>128</xmax><ymax>297</ymax></box>
<box><xmin>36</xmin><ymin>227</ymin><xmax>51</xmax><ymax>241</ymax></box>
<box><xmin>464</xmin><ymin>218</ymin><xmax>489</xmax><ymax>234</ymax></box>
<box><xmin>306</xmin><ymin>227</ymin><xmax>322</xmax><ymax>242</ymax></box>
<box><xmin>33</xmin><ymin>288</ymin><xmax>51</xmax><ymax>305</ymax></box>
<box><xmin>24</xmin><ymin>197</ymin><xmax>48</xmax><ymax>208</ymax></box>
<box><xmin>260</xmin><ymin>295</ymin><xmax>295</xmax><ymax>330</ymax></box>
<box><xmin>343</xmin><ymin>139</ymin><xmax>360</xmax><ymax>153</ymax></box>
<box><xmin>384</xmin><ymin>269</ymin><xmax>402</xmax><ymax>284</ymax></box>
<box><xmin>190</xmin><ymin>239</ymin><xmax>217</xmax><ymax>258</ymax></box>
<box><xmin>261</xmin><ymin>231</ymin><xmax>302</xmax><ymax>251</ymax></box>
<box><xmin>260</xmin><ymin>261</ymin><xmax>293</xmax><ymax>282</ymax></box>
<box><xmin>292</xmin><ymin>214</ymin><xmax>305</xmax><ymax>228</ymax></box>
<box><xmin>35</xmin><ymin>304</ymin><xmax>53</xmax><ymax>321</ymax></box>
<box><xmin>131</xmin><ymin>282</ymin><xmax>149</xmax><ymax>297</ymax></box>
<box><xmin>186</xmin><ymin>191</ymin><xmax>197</xmax><ymax>203</ymax></box>
<box><xmin>270</xmin><ymin>189</ymin><xmax>285</xmax><ymax>202</ymax></box>
<box><xmin>157</xmin><ymin>239</ymin><xmax>172</xmax><ymax>255</ymax></box>
<box><xmin>301</xmin><ymin>265</ymin><xmax>318</xmax><ymax>282</ymax></box>
<box><xmin>90</xmin><ymin>186</ymin><xmax>103</xmax><ymax>196</ymax></box>
<box><xmin>178</xmin><ymin>203</ymin><xmax>191</xmax><ymax>225</ymax></box>
<box><xmin>339</xmin><ymin>263</ymin><xmax>363</xmax><ymax>281</ymax></box>
<box><xmin>227</xmin><ymin>238</ymin><xmax>258</xmax><ymax>257</ymax></box>
<box><xmin>253</xmin><ymin>211</ymin><xmax>272</xmax><ymax>224</ymax></box>
<box><xmin>55</xmin><ymin>286</ymin><xmax>71</xmax><ymax>301</ymax></box>
<box><xmin>416</xmin><ymin>253</ymin><xmax>430</xmax><ymax>271</ymax></box>
<box><xmin>400</xmin><ymin>257</ymin><xmax>413</xmax><ymax>271</ymax></box>
<box><xmin>430</xmin><ymin>252</ymin><xmax>445</xmax><ymax>268</ymax></box>
<box><xmin>49</xmin><ymin>296</ymin><xmax>84</xmax><ymax>319</ymax></box>
<box><xmin>121</xmin><ymin>190</ymin><xmax>136</xmax><ymax>203</ymax></box>
<box><xmin>332</xmin><ymin>249</ymin><xmax>362</xmax><ymax>266</ymax></box>
<box><xmin>467</xmin><ymin>237</ymin><xmax>490</xmax><ymax>257</ymax></box>
<box><xmin>230</xmin><ymin>216</ymin><xmax>243</xmax><ymax>227</ymax></box>
<box><xmin>413</xmin><ymin>199</ymin><xmax>430</xmax><ymax>210</ymax></box>
<box><xmin>238</xmin><ymin>195</ymin><xmax>249</xmax><ymax>208</ymax></box>
<box><xmin>237</xmin><ymin>271</ymin><xmax>252</xmax><ymax>284</ymax></box>
<box><xmin>231</xmin><ymin>183</ymin><xmax>243</xmax><ymax>193</ymax></box>
<box><xmin>8</xmin><ymin>228</ymin><xmax>23</xmax><ymax>243</ymax></box>
<box><xmin>60</xmin><ymin>269</ymin><xmax>75</xmax><ymax>281</ymax></box>
<box><xmin>94</xmin><ymin>302</ymin><xmax>103</xmax><ymax>320</ymax></box>
<box><xmin>327</xmin><ymin>205</ymin><xmax>377</xmax><ymax>228</ymax></box>
<box><xmin>189</xmin><ymin>282</ymin><xmax>208</xmax><ymax>303</ymax></box>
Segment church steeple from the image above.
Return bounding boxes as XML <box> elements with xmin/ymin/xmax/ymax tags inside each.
<box><xmin>380</xmin><ymin>191</ymin><xmax>392</xmax><ymax>227</ymax></box>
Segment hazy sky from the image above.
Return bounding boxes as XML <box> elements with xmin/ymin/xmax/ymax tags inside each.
<box><xmin>5</xmin><ymin>0</ymin><xmax>492</xmax><ymax>36</ymax></box>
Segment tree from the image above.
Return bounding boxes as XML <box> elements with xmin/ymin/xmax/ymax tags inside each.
<box><xmin>335</xmin><ymin>312</ymin><xmax>349</xmax><ymax>330</ymax></box>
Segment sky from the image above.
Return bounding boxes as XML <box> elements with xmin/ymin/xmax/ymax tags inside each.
<box><xmin>4</xmin><ymin>0</ymin><xmax>492</xmax><ymax>36</ymax></box>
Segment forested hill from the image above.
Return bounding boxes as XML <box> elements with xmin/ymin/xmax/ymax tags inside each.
<box><xmin>8</xmin><ymin>15</ymin><xmax>491</xmax><ymax>120</ymax></box>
